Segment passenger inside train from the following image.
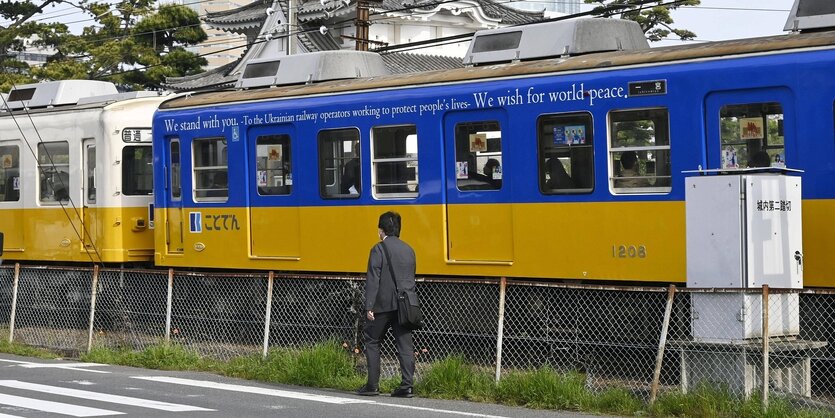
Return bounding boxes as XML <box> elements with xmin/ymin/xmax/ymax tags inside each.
<box><xmin>545</xmin><ymin>157</ymin><xmax>575</xmax><ymax>190</ymax></box>
<box><xmin>749</xmin><ymin>150</ymin><xmax>772</xmax><ymax>168</ymax></box>
<box><xmin>207</xmin><ymin>171</ymin><xmax>228</xmax><ymax>197</ymax></box>
<box><xmin>483</xmin><ymin>158</ymin><xmax>502</xmax><ymax>188</ymax></box>
<box><xmin>614</xmin><ymin>151</ymin><xmax>647</xmax><ymax>188</ymax></box>
<box><xmin>340</xmin><ymin>141</ymin><xmax>361</xmax><ymax>195</ymax></box>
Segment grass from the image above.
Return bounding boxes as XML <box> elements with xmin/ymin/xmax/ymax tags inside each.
<box><xmin>223</xmin><ymin>341</ymin><xmax>365</xmax><ymax>391</ymax></box>
<box><xmin>414</xmin><ymin>355</ymin><xmax>495</xmax><ymax>401</ymax></box>
<box><xmin>85</xmin><ymin>343</ymin><xmax>218</xmax><ymax>371</ymax></box>
<box><xmin>494</xmin><ymin>368</ymin><xmax>642</xmax><ymax>414</ymax></box>
<box><xmin>650</xmin><ymin>384</ymin><xmax>824</xmax><ymax>418</ymax></box>
<box><xmin>0</xmin><ymin>339</ymin><xmax>63</xmax><ymax>359</ymax></box>
<box><xmin>2</xmin><ymin>339</ymin><xmax>830</xmax><ymax>417</ymax></box>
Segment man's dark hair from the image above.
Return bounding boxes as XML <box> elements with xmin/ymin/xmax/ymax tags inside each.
<box><xmin>620</xmin><ymin>151</ymin><xmax>638</xmax><ymax>170</ymax></box>
<box><xmin>378</xmin><ymin>211</ymin><xmax>401</xmax><ymax>237</ymax></box>
<box><xmin>750</xmin><ymin>150</ymin><xmax>771</xmax><ymax>168</ymax></box>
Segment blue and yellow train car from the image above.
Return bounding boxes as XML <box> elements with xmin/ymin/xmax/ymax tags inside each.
<box><xmin>152</xmin><ymin>19</ymin><xmax>835</xmax><ymax>287</ymax></box>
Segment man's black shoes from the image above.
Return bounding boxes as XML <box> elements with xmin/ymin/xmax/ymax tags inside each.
<box><xmin>355</xmin><ymin>384</ymin><xmax>379</xmax><ymax>396</ymax></box>
<box><xmin>391</xmin><ymin>387</ymin><xmax>414</xmax><ymax>398</ymax></box>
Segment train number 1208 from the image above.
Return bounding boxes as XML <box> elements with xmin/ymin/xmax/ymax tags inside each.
<box><xmin>612</xmin><ymin>245</ymin><xmax>647</xmax><ymax>258</ymax></box>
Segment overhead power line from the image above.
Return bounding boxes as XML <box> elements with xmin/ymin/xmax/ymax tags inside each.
<box><xmin>372</xmin><ymin>0</ymin><xmax>691</xmax><ymax>53</ymax></box>
<box><xmin>90</xmin><ymin>0</ymin><xmax>670</xmax><ymax>80</ymax></box>
<box><xmin>7</xmin><ymin>0</ymin><xmax>780</xmax><ymax>81</ymax></box>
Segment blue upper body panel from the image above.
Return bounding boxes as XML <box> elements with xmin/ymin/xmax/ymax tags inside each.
<box><xmin>152</xmin><ymin>47</ymin><xmax>835</xmax><ymax>210</ymax></box>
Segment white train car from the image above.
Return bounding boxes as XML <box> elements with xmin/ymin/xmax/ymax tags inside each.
<box><xmin>0</xmin><ymin>80</ymin><xmax>167</xmax><ymax>264</ymax></box>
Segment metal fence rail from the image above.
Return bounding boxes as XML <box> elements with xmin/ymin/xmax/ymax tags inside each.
<box><xmin>2</xmin><ymin>263</ymin><xmax>835</xmax><ymax>412</ymax></box>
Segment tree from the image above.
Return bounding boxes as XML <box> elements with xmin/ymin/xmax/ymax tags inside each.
<box><xmin>0</xmin><ymin>1</ymin><xmax>69</xmax><ymax>90</ymax></box>
<box><xmin>584</xmin><ymin>0</ymin><xmax>700</xmax><ymax>42</ymax></box>
<box><xmin>1</xmin><ymin>0</ymin><xmax>208</xmax><ymax>92</ymax></box>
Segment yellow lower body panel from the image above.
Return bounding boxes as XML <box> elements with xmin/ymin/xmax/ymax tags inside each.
<box><xmin>155</xmin><ymin>202</ymin><xmax>686</xmax><ymax>283</ymax></box>
<box><xmin>800</xmin><ymin>199</ymin><xmax>835</xmax><ymax>288</ymax></box>
<box><xmin>8</xmin><ymin>198</ymin><xmax>831</xmax><ymax>285</ymax></box>
<box><xmin>0</xmin><ymin>206</ymin><xmax>154</xmax><ymax>263</ymax></box>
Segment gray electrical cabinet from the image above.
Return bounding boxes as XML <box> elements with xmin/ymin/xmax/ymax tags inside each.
<box><xmin>685</xmin><ymin>173</ymin><xmax>803</xmax><ymax>341</ymax></box>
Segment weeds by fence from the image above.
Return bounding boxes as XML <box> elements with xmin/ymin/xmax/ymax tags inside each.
<box><xmin>1</xmin><ymin>264</ymin><xmax>833</xmax><ymax>413</ymax></box>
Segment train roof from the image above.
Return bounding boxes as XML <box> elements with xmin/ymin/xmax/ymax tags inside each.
<box><xmin>1</xmin><ymin>89</ymin><xmax>167</xmax><ymax>117</ymax></box>
<box><xmin>158</xmin><ymin>30</ymin><xmax>835</xmax><ymax>111</ymax></box>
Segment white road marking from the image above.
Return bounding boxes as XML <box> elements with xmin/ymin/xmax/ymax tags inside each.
<box><xmin>133</xmin><ymin>376</ymin><xmax>375</xmax><ymax>405</ymax></box>
<box><xmin>0</xmin><ymin>393</ymin><xmax>121</xmax><ymax>417</ymax></box>
<box><xmin>0</xmin><ymin>359</ymin><xmax>39</xmax><ymax>365</ymax></box>
<box><xmin>134</xmin><ymin>376</ymin><xmax>510</xmax><ymax>417</ymax></box>
<box><xmin>383</xmin><ymin>403</ymin><xmax>511</xmax><ymax>417</ymax></box>
<box><xmin>0</xmin><ymin>359</ymin><xmax>109</xmax><ymax>374</ymax></box>
<box><xmin>66</xmin><ymin>380</ymin><xmax>96</xmax><ymax>386</ymax></box>
<box><xmin>0</xmin><ymin>413</ymin><xmax>25</xmax><ymax>418</ymax></box>
<box><xmin>19</xmin><ymin>362</ymin><xmax>104</xmax><ymax>369</ymax></box>
<box><xmin>0</xmin><ymin>380</ymin><xmax>213</xmax><ymax>412</ymax></box>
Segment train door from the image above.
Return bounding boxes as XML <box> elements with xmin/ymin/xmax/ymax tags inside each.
<box><xmin>704</xmin><ymin>88</ymin><xmax>792</xmax><ymax>170</ymax></box>
<box><xmin>165</xmin><ymin>138</ymin><xmax>184</xmax><ymax>254</ymax></box>
<box><xmin>443</xmin><ymin>111</ymin><xmax>514</xmax><ymax>263</ymax></box>
<box><xmin>0</xmin><ymin>141</ymin><xmax>22</xmax><ymax>252</ymax></box>
<box><xmin>82</xmin><ymin>139</ymin><xmax>97</xmax><ymax>251</ymax></box>
<box><xmin>248</xmin><ymin>126</ymin><xmax>300</xmax><ymax>259</ymax></box>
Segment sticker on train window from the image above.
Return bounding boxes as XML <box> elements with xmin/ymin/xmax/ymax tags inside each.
<box><xmin>189</xmin><ymin>212</ymin><xmax>202</xmax><ymax>233</ymax></box>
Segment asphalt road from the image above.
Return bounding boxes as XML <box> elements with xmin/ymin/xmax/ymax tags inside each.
<box><xmin>0</xmin><ymin>353</ymin><xmax>604</xmax><ymax>417</ymax></box>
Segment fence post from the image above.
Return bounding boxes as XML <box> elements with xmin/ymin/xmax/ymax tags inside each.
<box><xmin>86</xmin><ymin>265</ymin><xmax>100</xmax><ymax>353</ymax></box>
<box><xmin>762</xmin><ymin>284</ymin><xmax>770</xmax><ymax>411</ymax></box>
<box><xmin>8</xmin><ymin>263</ymin><xmax>20</xmax><ymax>343</ymax></box>
<box><xmin>262</xmin><ymin>271</ymin><xmax>275</xmax><ymax>359</ymax></box>
<box><xmin>494</xmin><ymin>277</ymin><xmax>507</xmax><ymax>382</ymax></box>
<box><xmin>165</xmin><ymin>268</ymin><xmax>174</xmax><ymax>344</ymax></box>
<box><xmin>650</xmin><ymin>284</ymin><xmax>676</xmax><ymax>406</ymax></box>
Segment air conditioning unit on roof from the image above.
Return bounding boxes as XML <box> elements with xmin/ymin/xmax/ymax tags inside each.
<box><xmin>4</xmin><ymin>80</ymin><xmax>118</xmax><ymax>110</ymax></box>
<box><xmin>236</xmin><ymin>51</ymin><xmax>390</xmax><ymax>89</ymax></box>
<box><xmin>463</xmin><ymin>18</ymin><xmax>650</xmax><ymax>66</ymax></box>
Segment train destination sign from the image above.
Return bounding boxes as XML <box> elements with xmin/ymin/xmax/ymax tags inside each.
<box><xmin>628</xmin><ymin>80</ymin><xmax>667</xmax><ymax>97</ymax></box>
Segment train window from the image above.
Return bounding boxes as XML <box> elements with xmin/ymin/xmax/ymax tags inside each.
<box><xmin>193</xmin><ymin>137</ymin><xmax>228</xmax><ymax>202</ymax></box>
<box><xmin>318</xmin><ymin>128</ymin><xmax>361</xmax><ymax>198</ymax></box>
<box><xmin>0</xmin><ymin>145</ymin><xmax>20</xmax><ymax>202</ymax></box>
<box><xmin>123</xmin><ymin>146</ymin><xmax>153</xmax><ymax>196</ymax></box>
<box><xmin>169</xmin><ymin>140</ymin><xmax>181</xmax><ymax>200</ymax></box>
<box><xmin>37</xmin><ymin>141</ymin><xmax>70</xmax><ymax>204</ymax></box>
<box><xmin>255</xmin><ymin>134</ymin><xmax>292</xmax><ymax>196</ymax></box>
<box><xmin>719</xmin><ymin>103</ymin><xmax>784</xmax><ymax>168</ymax></box>
<box><xmin>371</xmin><ymin>125</ymin><xmax>418</xmax><ymax>199</ymax></box>
<box><xmin>454</xmin><ymin>121</ymin><xmax>502</xmax><ymax>191</ymax></box>
<box><xmin>608</xmin><ymin>108</ymin><xmax>671</xmax><ymax>193</ymax></box>
<box><xmin>537</xmin><ymin>112</ymin><xmax>594</xmax><ymax>194</ymax></box>
<box><xmin>85</xmin><ymin>144</ymin><xmax>96</xmax><ymax>203</ymax></box>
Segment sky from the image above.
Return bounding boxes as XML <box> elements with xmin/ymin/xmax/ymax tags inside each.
<box><xmin>627</xmin><ymin>0</ymin><xmax>797</xmax><ymax>46</ymax></box>
<box><xmin>7</xmin><ymin>0</ymin><xmax>800</xmax><ymax>47</ymax></box>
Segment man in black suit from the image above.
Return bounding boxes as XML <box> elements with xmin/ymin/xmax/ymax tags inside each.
<box><xmin>357</xmin><ymin>211</ymin><xmax>417</xmax><ymax>398</ymax></box>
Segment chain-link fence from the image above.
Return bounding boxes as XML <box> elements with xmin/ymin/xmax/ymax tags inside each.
<box><xmin>94</xmin><ymin>268</ymin><xmax>169</xmax><ymax>351</ymax></box>
<box><xmin>0</xmin><ymin>265</ymin><xmax>14</xmax><ymax>333</ymax></box>
<box><xmin>12</xmin><ymin>266</ymin><xmax>92</xmax><ymax>351</ymax></box>
<box><xmin>3</xmin><ymin>263</ymin><xmax>835</xmax><ymax>412</ymax></box>
<box><xmin>500</xmin><ymin>283</ymin><xmax>672</xmax><ymax>398</ymax></box>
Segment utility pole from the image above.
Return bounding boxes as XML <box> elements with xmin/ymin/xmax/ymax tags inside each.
<box><xmin>288</xmin><ymin>0</ymin><xmax>295</xmax><ymax>55</ymax></box>
<box><xmin>355</xmin><ymin>0</ymin><xmax>369</xmax><ymax>51</ymax></box>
